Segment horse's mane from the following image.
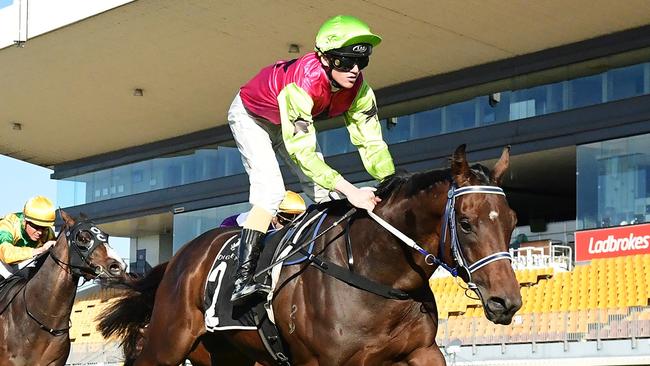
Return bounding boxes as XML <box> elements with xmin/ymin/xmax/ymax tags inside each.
<box><xmin>376</xmin><ymin>164</ymin><xmax>492</xmax><ymax>200</ymax></box>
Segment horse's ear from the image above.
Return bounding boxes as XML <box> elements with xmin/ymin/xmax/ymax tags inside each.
<box><xmin>451</xmin><ymin>144</ymin><xmax>471</xmax><ymax>186</ymax></box>
<box><xmin>60</xmin><ymin>209</ymin><xmax>76</xmax><ymax>227</ymax></box>
<box><xmin>79</xmin><ymin>212</ymin><xmax>88</xmax><ymax>221</ymax></box>
<box><xmin>491</xmin><ymin>145</ymin><xmax>511</xmax><ymax>185</ymax></box>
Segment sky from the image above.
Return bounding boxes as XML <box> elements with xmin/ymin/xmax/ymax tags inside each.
<box><xmin>0</xmin><ymin>0</ymin><xmax>133</xmax><ymax>262</ymax></box>
<box><xmin>0</xmin><ymin>0</ymin><xmax>132</xmax><ymax>48</ymax></box>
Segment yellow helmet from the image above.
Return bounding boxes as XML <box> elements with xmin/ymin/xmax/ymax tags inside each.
<box><xmin>278</xmin><ymin>191</ymin><xmax>306</xmax><ymax>215</ymax></box>
<box><xmin>23</xmin><ymin>196</ymin><xmax>55</xmax><ymax>227</ymax></box>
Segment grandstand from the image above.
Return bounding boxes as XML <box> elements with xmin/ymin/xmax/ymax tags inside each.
<box><xmin>432</xmin><ymin>240</ymin><xmax>650</xmax><ymax>365</ymax></box>
<box><xmin>66</xmin><ymin>287</ymin><xmax>124</xmax><ymax>365</ymax></box>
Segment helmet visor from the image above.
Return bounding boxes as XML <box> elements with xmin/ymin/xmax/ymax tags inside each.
<box><xmin>326</xmin><ymin>54</ymin><xmax>369</xmax><ymax>72</ymax></box>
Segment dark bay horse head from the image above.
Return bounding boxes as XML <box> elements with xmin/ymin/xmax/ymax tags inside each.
<box><xmin>0</xmin><ymin>210</ymin><xmax>127</xmax><ymax>365</ymax></box>
<box><xmin>376</xmin><ymin>144</ymin><xmax>521</xmax><ymax>324</ymax></box>
<box><xmin>447</xmin><ymin>145</ymin><xmax>521</xmax><ymax>323</ymax></box>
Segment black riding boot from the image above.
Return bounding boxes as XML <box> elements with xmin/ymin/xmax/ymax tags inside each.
<box><xmin>231</xmin><ymin>228</ymin><xmax>267</xmax><ymax>304</ymax></box>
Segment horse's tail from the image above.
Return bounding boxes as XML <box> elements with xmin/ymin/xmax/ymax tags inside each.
<box><xmin>97</xmin><ymin>262</ymin><xmax>168</xmax><ymax>361</ymax></box>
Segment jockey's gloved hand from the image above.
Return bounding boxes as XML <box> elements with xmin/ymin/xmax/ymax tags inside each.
<box><xmin>335</xmin><ymin>179</ymin><xmax>381</xmax><ymax>212</ymax></box>
<box><xmin>33</xmin><ymin>240</ymin><xmax>56</xmax><ymax>256</ymax></box>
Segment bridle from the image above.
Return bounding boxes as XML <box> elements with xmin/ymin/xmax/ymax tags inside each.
<box><xmin>367</xmin><ymin>184</ymin><xmax>513</xmax><ymax>293</ymax></box>
<box><xmin>436</xmin><ymin>185</ymin><xmax>513</xmax><ymax>289</ymax></box>
<box><xmin>52</xmin><ymin>220</ymin><xmax>111</xmax><ymax>277</ymax></box>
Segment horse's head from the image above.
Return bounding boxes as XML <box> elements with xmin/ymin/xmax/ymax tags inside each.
<box><xmin>57</xmin><ymin>210</ymin><xmax>127</xmax><ymax>280</ymax></box>
<box><xmin>448</xmin><ymin>144</ymin><xmax>521</xmax><ymax>324</ymax></box>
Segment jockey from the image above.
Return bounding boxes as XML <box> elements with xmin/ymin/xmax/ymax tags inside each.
<box><xmin>0</xmin><ymin>196</ymin><xmax>56</xmax><ymax>279</ymax></box>
<box><xmin>228</xmin><ymin>15</ymin><xmax>395</xmax><ymax>304</ymax></box>
<box><xmin>219</xmin><ymin>190</ymin><xmax>307</xmax><ymax>230</ymax></box>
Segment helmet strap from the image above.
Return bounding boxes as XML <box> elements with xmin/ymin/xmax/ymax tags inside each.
<box><xmin>328</xmin><ymin>69</ymin><xmax>342</xmax><ymax>90</ymax></box>
<box><xmin>318</xmin><ymin>52</ymin><xmax>342</xmax><ymax>89</ymax></box>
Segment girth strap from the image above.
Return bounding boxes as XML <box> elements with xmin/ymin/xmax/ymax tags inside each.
<box><xmin>305</xmin><ymin>251</ymin><xmax>410</xmax><ymax>300</ymax></box>
<box><xmin>253</xmin><ymin>302</ymin><xmax>291</xmax><ymax>366</ymax></box>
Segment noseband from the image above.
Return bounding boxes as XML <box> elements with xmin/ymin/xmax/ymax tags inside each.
<box><xmin>368</xmin><ymin>184</ymin><xmax>513</xmax><ymax>290</ymax></box>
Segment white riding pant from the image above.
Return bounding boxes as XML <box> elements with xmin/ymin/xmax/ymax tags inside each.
<box><xmin>228</xmin><ymin>93</ymin><xmax>330</xmax><ymax>215</ymax></box>
<box><xmin>0</xmin><ymin>259</ymin><xmax>34</xmax><ymax>280</ymax></box>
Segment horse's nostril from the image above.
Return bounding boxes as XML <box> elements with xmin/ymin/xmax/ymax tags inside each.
<box><xmin>109</xmin><ymin>263</ymin><xmax>122</xmax><ymax>274</ymax></box>
<box><xmin>487</xmin><ymin>297</ymin><xmax>508</xmax><ymax>313</ymax></box>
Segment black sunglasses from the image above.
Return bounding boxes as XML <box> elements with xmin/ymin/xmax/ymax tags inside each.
<box><xmin>26</xmin><ymin>221</ymin><xmax>48</xmax><ymax>232</ymax></box>
<box><xmin>326</xmin><ymin>54</ymin><xmax>369</xmax><ymax>72</ymax></box>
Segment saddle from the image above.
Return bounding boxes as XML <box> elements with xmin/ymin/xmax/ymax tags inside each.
<box><xmin>0</xmin><ymin>275</ymin><xmax>27</xmax><ymax>315</ymax></box>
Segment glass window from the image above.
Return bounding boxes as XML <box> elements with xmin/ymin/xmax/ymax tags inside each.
<box><xmin>577</xmin><ymin>132</ymin><xmax>650</xmax><ymax>230</ymax></box>
<box><xmin>478</xmin><ymin>93</ymin><xmax>510</xmax><ymax>126</ymax></box>
<box><xmin>607</xmin><ymin>64</ymin><xmax>644</xmax><ymax>102</ymax></box>
<box><xmin>172</xmin><ymin>202</ymin><xmax>250</xmax><ymax>252</ymax></box>
<box><xmin>444</xmin><ymin>99</ymin><xmax>476</xmax><ymax>133</ymax></box>
<box><xmin>57</xmin><ymin>144</ymin><xmax>245</xmax><ymax>207</ymax></box>
<box><xmin>412</xmin><ymin>108</ymin><xmax>443</xmax><ymax>138</ymax></box>
<box><xmin>568</xmin><ymin>74</ymin><xmax>603</xmax><ymax>109</ymax></box>
<box><xmin>510</xmin><ymin>84</ymin><xmax>551</xmax><ymax>120</ymax></box>
<box><xmin>318</xmin><ymin>128</ymin><xmax>354</xmax><ymax>156</ymax></box>
<box><xmin>382</xmin><ymin>115</ymin><xmax>414</xmax><ymax>144</ymax></box>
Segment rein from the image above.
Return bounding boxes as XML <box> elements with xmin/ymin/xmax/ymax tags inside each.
<box><xmin>23</xmin><ymin>286</ymin><xmax>71</xmax><ymax>336</ymax></box>
<box><xmin>368</xmin><ymin>184</ymin><xmax>513</xmax><ymax>290</ymax></box>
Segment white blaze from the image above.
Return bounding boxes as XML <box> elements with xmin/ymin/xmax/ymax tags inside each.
<box><xmin>105</xmin><ymin>245</ymin><xmax>127</xmax><ymax>270</ymax></box>
<box><xmin>489</xmin><ymin>211</ymin><xmax>499</xmax><ymax>221</ymax></box>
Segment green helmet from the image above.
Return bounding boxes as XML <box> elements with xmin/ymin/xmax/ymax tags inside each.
<box><xmin>314</xmin><ymin>15</ymin><xmax>382</xmax><ymax>54</ymax></box>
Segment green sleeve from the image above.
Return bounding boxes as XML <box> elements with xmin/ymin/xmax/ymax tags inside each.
<box><xmin>0</xmin><ymin>230</ymin><xmax>14</xmax><ymax>245</ymax></box>
<box><xmin>279</xmin><ymin>83</ymin><xmax>342</xmax><ymax>190</ymax></box>
<box><xmin>344</xmin><ymin>81</ymin><xmax>395</xmax><ymax>181</ymax></box>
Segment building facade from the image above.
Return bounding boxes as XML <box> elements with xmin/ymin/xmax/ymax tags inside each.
<box><xmin>53</xmin><ymin>27</ymin><xmax>650</xmax><ymax>271</ymax></box>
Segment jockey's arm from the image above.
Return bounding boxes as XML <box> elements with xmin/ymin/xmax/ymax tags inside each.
<box><xmin>0</xmin><ymin>231</ymin><xmax>35</xmax><ymax>264</ymax></box>
<box><xmin>279</xmin><ymin>83</ymin><xmax>341</xmax><ymax>190</ymax></box>
<box><xmin>343</xmin><ymin>81</ymin><xmax>395</xmax><ymax>182</ymax></box>
<box><xmin>278</xmin><ymin>82</ymin><xmax>388</xmax><ymax>211</ymax></box>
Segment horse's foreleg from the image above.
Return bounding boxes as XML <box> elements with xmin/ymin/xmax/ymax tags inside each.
<box><xmin>406</xmin><ymin>346</ymin><xmax>446</xmax><ymax>366</ymax></box>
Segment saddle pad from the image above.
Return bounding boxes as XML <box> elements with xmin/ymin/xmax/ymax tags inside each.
<box><xmin>203</xmin><ymin>205</ymin><xmax>331</xmax><ymax>332</ymax></box>
<box><xmin>203</xmin><ymin>234</ymin><xmax>257</xmax><ymax>331</ymax></box>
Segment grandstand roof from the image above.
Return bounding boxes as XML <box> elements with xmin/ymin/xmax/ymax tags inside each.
<box><xmin>2</xmin><ymin>1</ymin><xmax>650</xmax><ymax>166</ymax></box>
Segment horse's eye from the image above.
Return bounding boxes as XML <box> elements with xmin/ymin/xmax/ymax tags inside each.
<box><xmin>459</xmin><ymin>219</ymin><xmax>472</xmax><ymax>233</ymax></box>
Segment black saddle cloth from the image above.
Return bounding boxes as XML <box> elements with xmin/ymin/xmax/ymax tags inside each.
<box><xmin>202</xmin><ymin>202</ymin><xmax>337</xmax><ymax>331</ymax></box>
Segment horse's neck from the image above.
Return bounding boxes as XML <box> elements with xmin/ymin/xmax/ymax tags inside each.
<box><xmin>356</xmin><ymin>183</ymin><xmax>448</xmax><ymax>293</ymax></box>
<box><xmin>25</xmin><ymin>241</ymin><xmax>77</xmax><ymax>324</ymax></box>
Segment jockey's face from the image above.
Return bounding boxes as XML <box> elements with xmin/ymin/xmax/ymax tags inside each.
<box><xmin>272</xmin><ymin>212</ymin><xmax>297</xmax><ymax>230</ymax></box>
<box><xmin>321</xmin><ymin>56</ymin><xmax>360</xmax><ymax>89</ymax></box>
<box><xmin>25</xmin><ymin>220</ymin><xmax>48</xmax><ymax>242</ymax></box>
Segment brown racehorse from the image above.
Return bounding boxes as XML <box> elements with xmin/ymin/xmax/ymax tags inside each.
<box><xmin>100</xmin><ymin>144</ymin><xmax>522</xmax><ymax>365</ymax></box>
<box><xmin>0</xmin><ymin>210</ymin><xmax>127</xmax><ymax>366</ymax></box>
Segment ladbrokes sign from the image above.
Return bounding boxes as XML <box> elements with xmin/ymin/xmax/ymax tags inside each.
<box><xmin>575</xmin><ymin>223</ymin><xmax>650</xmax><ymax>261</ymax></box>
